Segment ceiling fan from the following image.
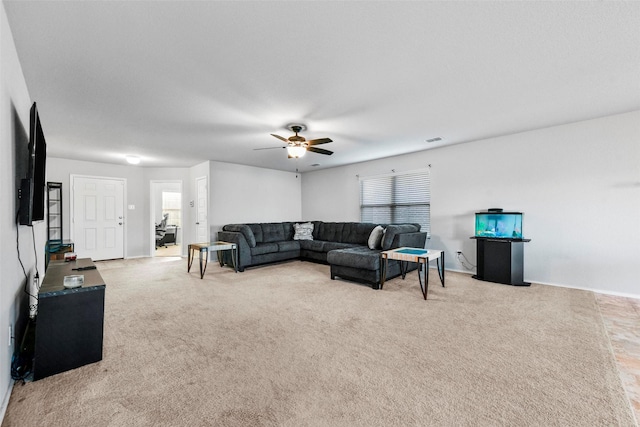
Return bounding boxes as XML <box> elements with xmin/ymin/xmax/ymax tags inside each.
<box><xmin>254</xmin><ymin>124</ymin><xmax>333</xmax><ymax>158</ymax></box>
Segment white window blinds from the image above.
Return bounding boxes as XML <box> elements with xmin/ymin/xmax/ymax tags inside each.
<box><xmin>360</xmin><ymin>169</ymin><xmax>430</xmax><ymax>233</ymax></box>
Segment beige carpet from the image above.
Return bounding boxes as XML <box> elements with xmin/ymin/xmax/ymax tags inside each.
<box><xmin>3</xmin><ymin>258</ymin><xmax>635</xmax><ymax>426</ymax></box>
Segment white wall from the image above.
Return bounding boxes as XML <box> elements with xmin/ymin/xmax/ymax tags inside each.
<box><xmin>209</xmin><ymin>161</ymin><xmax>302</xmax><ymax>237</ymax></box>
<box><xmin>46</xmin><ymin>158</ymin><xmax>147</xmax><ymax>257</ymax></box>
<box><xmin>46</xmin><ymin>159</ymin><xmax>193</xmax><ymax>258</ymax></box>
<box><xmin>302</xmin><ymin>111</ymin><xmax>640</xmax><ymax>297</ymax></box>
<box><xmin>0</xmin><ymin>3</ymin><xmax>43</xmax><ymax>417</ymax></box>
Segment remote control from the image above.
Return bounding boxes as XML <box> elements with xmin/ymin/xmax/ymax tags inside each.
<box><xmin>72</xmin><ymin>266</ymin><xmax>97</xmax><ymax>271</ymax></box>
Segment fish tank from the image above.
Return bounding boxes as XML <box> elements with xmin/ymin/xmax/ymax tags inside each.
<box><xmin>475</xmin><ymin>211</ymin><xmax>523</xmax><ymax>239</ymax></box>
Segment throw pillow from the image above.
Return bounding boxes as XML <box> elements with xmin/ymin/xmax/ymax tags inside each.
<box><xmin>367</xmin><ymin>225</ymin><xmax>384</xmax><ymax>249</ymax></box>
<box><xmin>293</xmin><ymin>222</ymin><xmax>314</xmax><ymax>240</ymax></box>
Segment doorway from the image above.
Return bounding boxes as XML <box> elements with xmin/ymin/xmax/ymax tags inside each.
<box><xmin>70</xmin><ymin>175</ymin><xmax>126</xmax><ymax>260</ymax></box>
<box><xmin>195</xmin><ymin>176</ymin><xmax>209</xmax><ymax>244</ymax></box>
<box><xmin>150</xmin><ymin>180</ymin><xmax>183</xmax><ymax>257</ymax></box>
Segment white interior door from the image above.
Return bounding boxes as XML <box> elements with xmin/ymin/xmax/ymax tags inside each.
<box><xmin>72</xmin><ymin>176</ymin><xmax>125</xmax><ymax>260</ymax></box>
<box><xmin>195</xmin><ymin>176</ymin><xmax>208</xmax><ymax>243</ymax></box>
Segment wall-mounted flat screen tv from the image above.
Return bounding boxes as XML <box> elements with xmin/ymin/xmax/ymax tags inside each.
<box><xmin>19</xmin><ymin>102</ymin><xmax>47</xmax><ymax>226</ymax></box>
<box><xmin>475</xmin><ymin>212</ymin><xmax>523</xmax><ymax>239</ymax></box>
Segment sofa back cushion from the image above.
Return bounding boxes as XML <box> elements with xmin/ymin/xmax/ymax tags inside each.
<box><xmin>282</xmin><ymin>222</ymin><xmax>295</xmax><ymax>240</ymax></box>
<box><xmin>260</xmin><ymin>223</ymin><xmax>286</xmax><ymax>243</ymax></box>
<box><xmin>306</xmin><ymin>221</ymin><xmax>380</xmax><ymax>244</ymax></box>
<box><xmin>223</xmin><ymin>224</ymin><xmax>257</xmax><ymax>247</ymax></box>
<box><xmin>314</xmin><ymin>222</ymin><xmax>344</xmax><ymax>242</ymax></box>
<box><xmin>310</xmin><ymin>221</ymin><xmax>323</xmax><ymax>239</ymax></box>
<box><xmin>341</xmin><ymin>222</ymin><xmax>378</xmax><ymax>244</ymax></box>
<box><xmin>248</xmin><ymin>224</ymin><xmax>263</xmax><ymax>244</ymax></box>
<box><xmin>381</xmin><ymin>224</ymin><xmax>421</xmax><ymax>250</ymax></box>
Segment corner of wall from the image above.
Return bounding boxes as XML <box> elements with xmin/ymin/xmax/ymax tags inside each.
<box><xmin>1</xmin><ymin>4</ymin><xmax>38</xmax><ymax>421</ymax></box>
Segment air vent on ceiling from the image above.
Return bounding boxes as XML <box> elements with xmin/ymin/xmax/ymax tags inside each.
<box><xmin>426</xmin><ymin>137</ymin><xmax>442</xmax><ymax>143</ymax></box>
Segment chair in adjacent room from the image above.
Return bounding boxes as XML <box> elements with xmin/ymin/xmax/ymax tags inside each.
<box><xmin>155</xmin><ymin>213</ymin><xmax>169</xmax><ymax>249</ymax></box>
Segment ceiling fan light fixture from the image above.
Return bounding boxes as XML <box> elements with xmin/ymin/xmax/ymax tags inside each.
<box><xmin>264</xmin><ymin>124</ymin><xmax>333</xmax><ymax>158</ymax></box>
<box><xmin>287</xmin><ymin>145</ymin><xmax>306</xmax><ymax>158</ymax></box>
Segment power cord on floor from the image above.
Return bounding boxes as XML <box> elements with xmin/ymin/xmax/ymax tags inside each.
<box><xmin>456</xmin><ymin>252</ymin><xmax>476</xmax><ymax>270</ymax></box>
<box><xmin>13</xmin><ymin>208</ymin><xmax>40</xmax><ymax>381</ymax></box>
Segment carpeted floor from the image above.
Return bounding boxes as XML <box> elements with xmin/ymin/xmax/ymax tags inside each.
<box><xmin>3</xmin><ymin>258</ymin><xmax>636</xmax><ymax>426</ymax></box>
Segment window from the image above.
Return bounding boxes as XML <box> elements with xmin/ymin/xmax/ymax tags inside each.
<box><xmin>162</xmin><ymin>191</ymin><xmax>182</xmax><ymax>227</ymax></box>
<box><xmin>360</xmin><ymin>169</ymin><xmax>430</xmax><ymax>234</ymax></box>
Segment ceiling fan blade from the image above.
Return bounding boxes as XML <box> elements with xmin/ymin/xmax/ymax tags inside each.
<box><xmin>307</xmin><ymin>138</ymin><xmax>332</xmax><ymax>146</ymax></box>
<box><xmin>307</xmin><ymin>146</ymin><xmax>333</xmax><ymax>155</ymax></box>
<box><xmin>271</xmin><ymin>133</ymin><xmax>288</xmax><ymax>142</ymax></box>
<box><xmin>253</xmin><ymin>146</ymin><xmax>286</xmax><ymax>151</ymax></box>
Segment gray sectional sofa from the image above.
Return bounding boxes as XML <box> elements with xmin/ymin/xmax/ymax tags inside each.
<box><xmin>217</xmin><ymin>221</ymin><xmax>427</xmax><ymax>288</ymax></box>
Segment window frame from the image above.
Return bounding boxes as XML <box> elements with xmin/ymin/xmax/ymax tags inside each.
<box><xmin>359</xmin><ymin>168</ymin><xmax>431</xmax><ymax>234</ymax></box>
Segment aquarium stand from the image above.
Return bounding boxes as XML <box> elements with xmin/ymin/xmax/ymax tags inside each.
<box><xmin>471</xmin><ymin>237</ymin><xmax>531</xmax><ymax>286</ymax></box>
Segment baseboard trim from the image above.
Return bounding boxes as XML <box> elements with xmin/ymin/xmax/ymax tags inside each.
<box><xmin>439</xmin><ymin>267</ymin><xmax>640</xmax><ymax>300</ymax></box>
<box><xmin>441</xmin><ymin>267</ymin><xmax>475</xmax><ymax>275</ymax></box>
<box><xmin>529</xmin><ymin>280</ymin><xmax>640</xmax><ymax>300</ymax></box>
<box><xmin>0</xmin><ymin>380</ymin><xmax>14</xmax><ymax>424</ymax></box>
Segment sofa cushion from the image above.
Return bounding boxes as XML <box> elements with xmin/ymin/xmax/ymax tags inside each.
<box><xmin>323</xmin><ymin>242</ymin><xmax>359</xmax><ymax>252</ymax></box>
<box><xmin>310</xmin><ymin>221</ymin><xmax>323</xmax><ymax>239</ymax></box>
<box><xmin>223</xmin><ymin>224</ymin><xmax>257</xmax><ymax>248</ymax></box>
<box><xmin>249</xmin><ymin>224</ymin><xmax>263</xmax><ymax>244</ymax></box>
<box><xmin>282</xmin><ymin>222</ymin><xmax>295</xmax><ymax>240</ymax></box>
<box><xmin>293</xmin><ymin>222</ymin><xmax>314</xmax><ymax>240</ymax></box>
<box><xmin>367</xmin><ymin>225</ymin><xmax>384</xmax><ymax>249</ymax></box>
<box><xmin>250</xmin><ymin>242</ymin><xmax>279</xmax><ymax>256</ymax></box>
<box><xmin>262</xmin><ymin>223</ymin><xmax>285</xmax><ymax>243</ymax></box>
<box><xmin>315</xmin><ymin>222</ymin><xmax>344</xmax><ymax>242</ymax></box>
<box><xmin>327</xmin><ymin>246</ymin><xmax>381</xmax><ymax>271</ymax></box>
<box><xmin>342</xmin><ymin>222</ymin><xmax>378</xmax><ymax>245</ymax></box>
<box><xmin>277</xmin><ymin>240</ymin><xmax>300</xmax><ymax>252</ymax></box>
<box><xmin>299</xmin><ymin>239</ymin><xmax>325</xmax><ymax>252</ymax></box>
<box><xmin>381</xmin><ymin>224</ymin><xmax>421</xmax><ymax>250</ymax></box>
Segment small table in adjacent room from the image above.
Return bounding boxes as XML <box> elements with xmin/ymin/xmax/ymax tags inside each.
<box><xmin>188</xmin><ymin>241</ymin><xmax>237</xmax><ymax>279</ymax></box>
<box><xmin>380</xmin><ymin>247</ymin><xmax>445</xmax><ymax>300</ymax></box>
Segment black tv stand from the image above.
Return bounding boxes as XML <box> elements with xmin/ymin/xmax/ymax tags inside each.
<box><xmin>471</xmin><ymin>237</ymin><xmax>531</xmax><ymax>286</ymax></box>
<box><xmin>33</xmin><ymin>258</ymin><xmax>105</xmax><ymax>380</ymax></box>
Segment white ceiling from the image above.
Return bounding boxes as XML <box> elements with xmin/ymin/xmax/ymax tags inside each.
<box><xmin>4</xmin><ymin>1</ymin><xmax>640</xmax><ymax>173</ymax></box>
